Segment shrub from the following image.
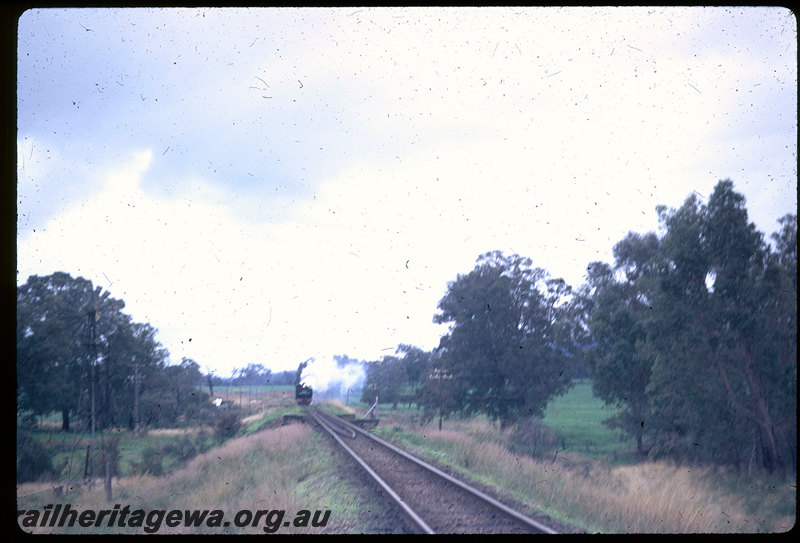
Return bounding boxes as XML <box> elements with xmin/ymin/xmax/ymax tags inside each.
<box><xmin>195</xmin><ymin>427</ymin><xmax>213</xmax><ymax>453</ymax></box>
<box><xmin>134</xmin><ymin>446</ymin><xmax>164</xmax><ymax>476</ymax></box>
<box><xmin>196</xmin><ymin>407</ymin><xmax>218</xmax><ymax>422</ymax></box>
<box><xmin>163</xmin><ymin>436</ymin><xmax>198</xmax><ymax>462</ymax></box>
<box><xmin>509</xmin><ymin>417</ymin><xmax>562</xmax><ymax>459</ymax></box>
<box><xmin>181</xmin><ymin>390</ymin><xmax>210</xmax><ymax>422</ymax></box>
<box><xmin>214</xmin><ymin>412</ymin><xmax>242</xmax><ymax>442</ymax></box>
<box><xmin>17</xmin><ymin>430</ymin><xmax>54</xmax><ymax>483</ymax></box>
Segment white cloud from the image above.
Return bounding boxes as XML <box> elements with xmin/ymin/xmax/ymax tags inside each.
<box><xmin>17</xmin><ymin>146</ymin><xmax>453</xmax><ymax>374</ymax></box>
<box><xmin>17</xmin><ymin>7</ymin><xmax>797</xmax><ymax>376</ymax></box>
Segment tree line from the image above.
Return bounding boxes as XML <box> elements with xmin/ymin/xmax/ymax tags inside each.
<box><xmin>17</xmin><ymin>179</ymin><xmax>795</xmax><ymax>475</ymax></box>
<box><xmin>358</xmin><ymin>180</ymin><xmax>796</xmax><ymax>474</ymax></box>
<box><xmin>580</xmin><ymin>181</ymin><xmax>796</xmax><ymax>473</ymax></box>
<box><xmin>16</xmin><ymin>274</ymin><xmax>306</xmax><ymax>439</ymax></box>
<box><xmin>16</xmin><ymin>272</ymin><xmax>210</xmax><ymax>433</ymax></box>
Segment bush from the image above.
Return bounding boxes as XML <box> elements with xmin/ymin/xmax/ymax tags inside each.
<box><xmin>196</xmin><ymin>407</ymin><xmax>218</xmax><ymax>423</ymax></box>
<box><xmin>195</xmin><ymin>427</ymin><xmax>213</xmax><ymax>453</ymax></box>
<box><xmin>509</xmin><ymin>417</ymin><xmax>562</xmax><ymax>459</ymax></box>
<box><xmin>162</xmin><ymin>436</ymin><xmax>198</xmax><ymax>462</ymax></box>
<box><xmin>17</xmin><ymin>431</ymin><xmax>54</xmax><ymax>483</ymax></box>
<box><xmin>181</xmin><ymin>390</ymin><xmax>210</xmax><ymax>423</ymax></box>
<box><xmin>214</xmin><ymin>412</ymin><xmax>242</xmax><ymax>442</ymax></box>
<box><xmin>133</xmin><ymin>446</ymin><xmax>164</xmax><ymax>476</ymax></box>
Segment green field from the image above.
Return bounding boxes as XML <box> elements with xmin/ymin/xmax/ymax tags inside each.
<box><xmin>357</xmin><ymin>380</ymin><xmax>635</xmax><ymax>462</ymax></box>
<box><xmin>543</xmin><ymin>380</ymin><xmax>635</xmax><ymax>461</ymax></box>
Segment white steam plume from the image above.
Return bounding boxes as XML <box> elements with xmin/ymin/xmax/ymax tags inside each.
<box><xmin>299</xmin><ymin>355</ymin><xmax>366</xmax><ymax>402</ymax></box>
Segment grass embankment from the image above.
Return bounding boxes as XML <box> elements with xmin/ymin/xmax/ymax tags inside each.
<box><xmin>368</xmin><ymin>382</ymin><xmax>795</xmax><ymax>533</ymax></box>
<box><xmin>18</xmin><ymin>420</ymin><xmax>388</xmax><ymax>534</ymax></box>
<box><xmin>18</xmin><ymin>386</ymin><xmax>376</xmax><ymax>534</ymax></box>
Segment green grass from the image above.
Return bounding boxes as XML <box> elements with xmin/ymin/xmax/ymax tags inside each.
<box><xmin>543</xmin><ymin>380</ymin><xmax>635</xmax><ymax>460</ymax></box>
<box><xmin>242</xmin><ymin>406</ymin><xmax>305</xmax><ymax>434</ymax></box>
<box><xmin>213</xmin><ymin>384</ymin><xmax>295</xmax><ymax>394</ymax></box>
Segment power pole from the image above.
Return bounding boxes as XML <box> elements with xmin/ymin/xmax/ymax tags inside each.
<box><xmin>127</xmin><ymin>360</ymin><xmax>141</xmax><ymax>436</ymax></box>
<box><xmin>87</xmin><ymin>289</ymin><xmax>112</xmax><ymax>500</ymax></box>
<box><xmin>429</xmin><ymin>368</ymin><xmax>453</xmax><ymax>431</ymax></box>
<box><xmin>87</xmin><ymin>297</ymin><xmax>98</xmax><ymax>486</ymax></box>
<box><xmin>134</xmin><ymin>361</ymin><xmax>140</xmax><ymax>435</ymax></box>
<box><xmin>439</xmin><ymin>372</ymin><xmax>442</xmax><ymax>431</ymax></box>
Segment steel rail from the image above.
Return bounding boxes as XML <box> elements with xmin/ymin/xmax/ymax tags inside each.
<box><xmin>316</xmin><ymin>412</ymin><xmax>356</xmax><ymax>439</ymax></box>
<box><xmin>308</xmin><ymin>410</ymin><xmax>434</xmax><ymax>534</ymax></box>
<box><xmin>323</xmin><ymin>410</ymin><xmax>559</xmax><ymax>534</ymax></box>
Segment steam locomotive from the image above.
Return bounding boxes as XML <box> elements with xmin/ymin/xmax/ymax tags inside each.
<box><xmin>295</xmin><ymin>383</ymin><xmax>313</xmax><ymax>405</ymax></box>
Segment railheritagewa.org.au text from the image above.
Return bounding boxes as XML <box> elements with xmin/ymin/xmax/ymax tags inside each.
<box><xmin>18</xmin><ymin>504</ymin><xmax>331</xmax><ymax>533</ymax></box>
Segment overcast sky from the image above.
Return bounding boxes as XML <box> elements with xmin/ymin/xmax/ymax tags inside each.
<box><xmin>16</xmin><ymin>7</ymin><xmax>797</xmax><ymax>377</ymax></box>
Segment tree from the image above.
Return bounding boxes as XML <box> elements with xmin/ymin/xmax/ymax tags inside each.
<box><xmin>395</xmin><ymin>344</ymin><xmax>431</xmax><ymax>390</ymax></box>
<box><xmin>237</xmin><ymin>363</ymin><xmax>272</xmax><ymax>386</ymax></box>
<box><xmin>17</xmin><ymin>272</ymin><xmax>172</xmax><ymax>433</ymax></box>
<box><xmin>414</xmin><ymin>347</ymin><xmax>458</xmax><ymax>428</ymax></box>
<box><xmin>766</xmin><ymin>214</ymin><xmax>798</xmax><ymax>471</ymax></box>
<box><xmin>644</xmin><ymin>181</ymin><xmax>795</xmax><ymax>472</ymax></box>
<box><xmin>122</xmin><ymin>322</ymin><xmax>170</xmax><ymax>429</ymax></box>
<box><xmin>162</xmin><ymin>358</ymin><xmax>206</xmax><ymax>422</ymax></box>
<box><xmin>360</xmin><ymin>347</ymin><xmax>431</xmax><ymax>410</ymax></box>
<box><xmin>432</xmin><ymin>251</ymin><xmax>573</xmax><ymax>428</ymax></box>
<box><xmin>361</xmin><ymin>355</ymin><xmax>405</xmax><ymax>409</ymax></box>
<box><xmin>17</xmin><ymin>273</ymin><xmax>111</xmax><ymax>431</ymax></box>
<box><xmin>569</xmin><ymin>261</ymin><xmax>616</xmax><ymax>380</ymax></box>
<box><xmin>584</xmin><ymin>233</ymin><xmax>660</xmax><ymax>457</ymax></box>
<box><xmin>576</xmin><ymin>182</ymin><xmax>796</xmax><ymax>472</ymax></box>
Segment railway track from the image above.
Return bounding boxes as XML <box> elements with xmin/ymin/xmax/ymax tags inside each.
<box><xmin>308</xmin><ymin>409</ymin><xmax>558</xmax><ymax>534</ymax></box>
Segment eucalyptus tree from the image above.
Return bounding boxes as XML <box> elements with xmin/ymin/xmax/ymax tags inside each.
<box><xmin>432</xmin><ymin>251</ymin><xmax>573</xmax><ymax>428</ymax></box>
<box><xmin>645</xmin><ymin>181</ymin><xmax>795</xmax><ymax>472</ymax></box>
<box><xmin>580</xmin><ymin>181</ymin><xmax>796</xmax><ymax>473</ymax></box>
<box><xmin>17</xmin><ymin>272</ymin><xmax>173</xmax><ymax>432</ymax></box>
<box><xmin>17</xmin><ymin>273</ymin><xmax>110</xmax><ymax>431</ymax></box>
<box><xmin>584</xmin><ymin>232</ymin><xmax>660</xmax><ymax>457</ymax></box>
<box><xmin>361</xmin><ymin>355</ymin><xmax>406</xmax><ymax>408</ymax></box>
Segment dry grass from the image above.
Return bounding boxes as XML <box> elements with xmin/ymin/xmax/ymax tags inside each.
<box><xmin>17</xmin><ymin>423</ymin><xmax>347</xmax><ymax>535</ymax></box>
<box><xmin>18</xmin><ymin>390</ymin><xmax>398</xmax><ymax>534</ymax></box>
<box><xmin>146</xmin><ymin>427</ymin><xmax>201</xmax><ymax>437</ymax></box>
<box><xmin>392</xmin><ymin>418</ymin><xmax>795</xmax><ymax>533</ymax></box>
<box><xmin>240</xmin><ymin>410</ymin><xmax>267</xmax><ymax>426</ymax></box>
<box><xmin>317</xmin><ymin>399</ymin><xmax>356</xmax><ymax>415</ymax></box>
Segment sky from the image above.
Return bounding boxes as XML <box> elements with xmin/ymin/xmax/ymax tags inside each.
<box><xmin>16</xmin><ymin>7</ymin><xmax>797</xmax><ymax>378</ymax></box>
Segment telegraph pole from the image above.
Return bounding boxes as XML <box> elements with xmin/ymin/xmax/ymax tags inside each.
<box><xmin>429</xmin><ymin>368</ymin><xmax>453</xmax><ymax>431</ymax></box>
<box><xmin>126</xmin><ymin>360</ymin><xmax>141</xmax><ymax>436</ymax></box>
<box><xmin>87</xmin><ymin>296</ymin><xmax>98</xmax><ymax>486</ymax></box>
<box><xmin>134</xmin><ymin>361</ymin><xmax>140</xmax><ymax>435</ymax></box>
<box><xmin>87</xmin><ymin>288</ymin><xmax>113</xmax><ymax>500</ymax></box>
